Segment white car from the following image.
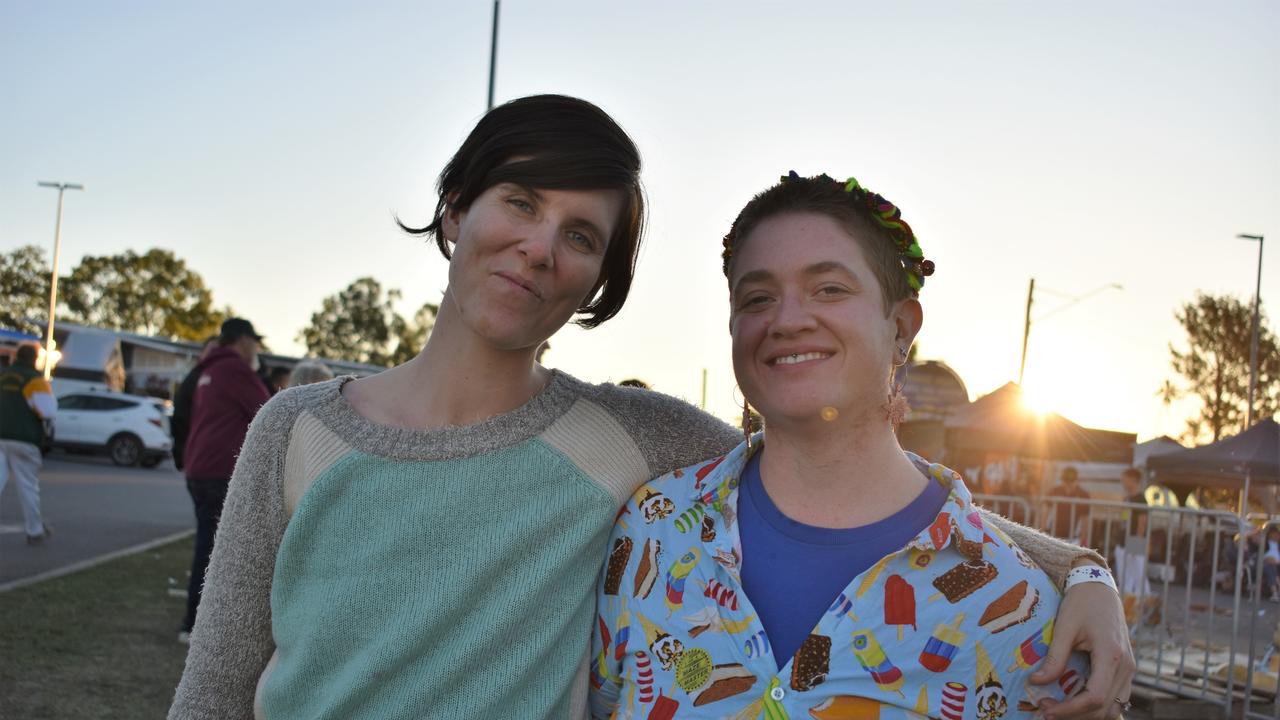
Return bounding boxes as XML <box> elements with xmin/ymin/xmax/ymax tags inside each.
<box><xmin>51</xmin><ymin>391</ymin><xmax>173</xmax><ymax>467</ymax></box>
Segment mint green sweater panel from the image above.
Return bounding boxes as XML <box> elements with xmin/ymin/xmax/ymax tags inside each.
<box><xmin>262</xmin><ymin>439</ymin><xmax>616</xmax><ymax>720</ymax></box>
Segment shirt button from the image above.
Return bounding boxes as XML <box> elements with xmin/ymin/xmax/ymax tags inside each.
<box><xmin>770</xmin><ymin>686</ymin><xmax>785</xmax><ymax>701</ymax></box>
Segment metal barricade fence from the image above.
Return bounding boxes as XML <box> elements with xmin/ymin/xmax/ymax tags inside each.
<box><xmin>975</xmin><ymin>494</ymin><xmax>1280</xmax><ymax>719</ymax></box>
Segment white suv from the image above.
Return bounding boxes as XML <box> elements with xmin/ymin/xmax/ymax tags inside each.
<box><xmin>52</xmin><ymin>391</ymin><xmax>173</xmax><ymax>467</ymax></box>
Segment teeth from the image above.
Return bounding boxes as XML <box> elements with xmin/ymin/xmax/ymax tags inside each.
<box><xmin>774</xmin><ymin>352</ymin><xmax>828</xmax><ymax>365</ymax></box>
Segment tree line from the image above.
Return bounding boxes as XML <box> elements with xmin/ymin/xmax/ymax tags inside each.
<box><xmin>0</xmin><ymin>245</ymin><xmax>436</xmax><ymax>368</ymax></box>
<box><xmin>2</xmin><ymin>245</ymin><xmax>1275</xmax><ymax>442</ymax></box>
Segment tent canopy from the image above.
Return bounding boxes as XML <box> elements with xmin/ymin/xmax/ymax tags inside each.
<box><xmin>1147</xmin><ymin>418</ymin><xmax>1280</xmax><ymax>488</ymax></box>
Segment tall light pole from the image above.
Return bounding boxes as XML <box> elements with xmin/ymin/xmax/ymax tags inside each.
<box><xmin>1239</xmin><ymin>233</ymin><xmax>1265</xmax><ymax>429</ymax></box>
<box><xmin>487</xmin><ymin>1</ymin><xmax>500</xmax><ymax>111</ymax></box>
<box><xmin>36</xmin><ymin>181</ymin><xmax>85</xmax><ymax>380</ymax></box>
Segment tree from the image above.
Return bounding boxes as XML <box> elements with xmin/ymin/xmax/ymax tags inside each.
<box><xmin>0</xmin><ymin>246</ymin><xmax>51</xmax><ymax>335</ymax></box>
<box><xmin>60</xmin><ymin>249</ymin><xmax>226</xmax><ymax>341</ymax></box>
<box><xmin>389</xmin><ymin>301</ymin><xmax>439</xmax><ymax>366</ymax></box>
<box><xmin>1163</xmin><ymin>292</ymin><xmax>1280</xmax><ymax>443</ymax></box>
<box><xmin>297</xmin><ymin>277</ymin><xmax>437</xmax><ymax>367</ymax></box>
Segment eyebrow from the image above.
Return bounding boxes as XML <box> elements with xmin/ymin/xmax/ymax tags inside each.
<box><xmin>731</xmin><ymin>261</ymin><xmax>858</xmax><ymax>296</ymax></box>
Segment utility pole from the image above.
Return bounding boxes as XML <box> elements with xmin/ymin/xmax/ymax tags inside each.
<box><xmin>1018</xmin><ymin>278</ymin><xmax>1034</xmax><ymax>386</ymax></box>
<box><xmin>36</xmin><ymin>181</ymin><xmax>85</xmax><ymax>380</ymax></box>
<box><xmin>487</xmin><ymin>1</ymin><xmax>500</xmax><ymax>111</ymax></box>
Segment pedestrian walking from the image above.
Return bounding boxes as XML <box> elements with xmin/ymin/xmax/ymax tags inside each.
<box><xmin>178</xmin><ymin>318</ymin><xmax>269</xmax><ymax>642</ymax></box>
<box><xmin>0</xmin><ymin>343</ymin><xmax>57</xmax><ymax>544</ymax></box>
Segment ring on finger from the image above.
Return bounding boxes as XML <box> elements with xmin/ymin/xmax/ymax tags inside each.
<box><xmin>1114</xmin><ymin>696</ymin><xmax>1131</xmax><ymax>712</ymax></box>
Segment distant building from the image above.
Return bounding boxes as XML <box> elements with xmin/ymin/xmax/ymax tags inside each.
<box><xmin>7</xmin><ymin>322</ymin><xmax>383</xmax><ymax>399</ymax></box>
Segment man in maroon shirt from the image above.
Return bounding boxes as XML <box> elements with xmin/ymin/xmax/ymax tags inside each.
<box><xmin>179</xmin><ymin>318</ymin><xmax>269</xmax><ymax>642</ymax></box>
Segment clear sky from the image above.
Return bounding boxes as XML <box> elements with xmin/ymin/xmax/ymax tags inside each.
<box><xmin>3</xmin><ymin>1</ymin><xmax>1276</xmax><ymax>441</ymax></box>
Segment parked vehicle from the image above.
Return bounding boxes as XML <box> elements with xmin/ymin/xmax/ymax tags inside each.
<box><xmin>51</xmin><ymin>390</ymin><xmax>173</xmax><ymax>467</ymax></box>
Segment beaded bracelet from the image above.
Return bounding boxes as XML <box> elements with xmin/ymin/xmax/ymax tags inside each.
<box><xmin>1064</xmin><ymin>564</ymin><xmax>1118</xmax><ymax>594</ymax></box>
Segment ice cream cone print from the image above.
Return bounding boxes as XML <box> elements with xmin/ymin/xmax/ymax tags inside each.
<box><xmin>808</xmin><ymin>695</ymin><xmax>883</xmax><ymax>719</ymax></box>
<box><xmin>914</xmin><ymin>685</ymin><xmax>929</xmax><ymax>716</ymax></box>
<box><xmin>974</xmin><ymin>643</ymin><xmax>1008</xmax><ymax>720</ymax></box>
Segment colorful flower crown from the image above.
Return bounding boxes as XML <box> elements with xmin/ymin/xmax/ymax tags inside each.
<box><xmin>722</xmin><ymin>171</ymin><xmax>935</xmax><ymax>292</ymax></box>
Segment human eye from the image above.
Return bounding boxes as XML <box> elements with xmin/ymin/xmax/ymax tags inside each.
<box><xmin>566</xmin><ymin>230</ymin><xmax>600</xmax><ymax>254</ymax></box>
<box><xmin>506</xmin><ymin>196</ymin><xmax>534</xmax><ymax>213</ymax></box>
<box><xmin>815</xmin><ymin>283</ymin><xmax>851</xmax><ymax>299</ymax></box>
<box><xmin>736</xmin><ymin>292</ymin><xmax>773</xmax><ymax>311</ymax></box>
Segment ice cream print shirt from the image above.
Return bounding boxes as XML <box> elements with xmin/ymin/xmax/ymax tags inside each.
<box><xmin>589</xmin><ymin>440</ymin><xmax>1089</xmax><ymax>720</ymax></box>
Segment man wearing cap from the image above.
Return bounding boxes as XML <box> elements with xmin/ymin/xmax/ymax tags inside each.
<box><xmin>180</xmin><ymin>318</ymin><xmax>270</xmax><ymax>642</ymax></box>
<box><xmin>0</xmin><ymin>343</ymin><xmax>57</xmax><ymax>544</ymax></box>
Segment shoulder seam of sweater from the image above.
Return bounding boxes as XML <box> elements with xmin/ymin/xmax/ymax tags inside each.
<box><xmin>283</xmin><ymin>409</ymin><xmax>357</xmax><ymax>517</ymax></box>
<box><xmin>538</xmin><ymin>397</ymin><xmax>650</xmax><ymax>508</ymax></box>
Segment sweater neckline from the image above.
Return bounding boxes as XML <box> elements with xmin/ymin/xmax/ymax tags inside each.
<box><xmin>309</xmin><ymin>369</ymin><xmax>583</xmax><ymax>461</ymax></box>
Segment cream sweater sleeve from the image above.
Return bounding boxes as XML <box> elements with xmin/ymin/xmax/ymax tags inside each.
<box><xmin>980</xmin><ymin>509</ymin><xmax>1108</xmax><ymax>590</ymax></box>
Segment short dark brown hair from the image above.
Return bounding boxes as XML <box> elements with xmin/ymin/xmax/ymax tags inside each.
<box><xmin>401</xmin><ymin>94</ymin><xmax>645</xmax><ymax>329</ymax></box>
<box><xmin>721</xmin><ymin>175</ymin><xmax>916</xmax><ymax>315</ymax></box>
<box><xmin>15</xmin><ymin>343</ymin><xmax>38</xmax><ymax>366</ymax></box>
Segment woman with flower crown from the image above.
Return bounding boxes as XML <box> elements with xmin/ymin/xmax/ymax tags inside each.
<box><xmin>592</xmin><ymin>173</ymin><xmax>1133</xmax><ymax>720</ymax></box>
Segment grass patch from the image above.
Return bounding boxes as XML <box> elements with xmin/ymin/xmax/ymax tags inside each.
<box><xmin>0</xmin><ymin>535</ymin><xmax>194</xmax><ymax>719</ymax></box>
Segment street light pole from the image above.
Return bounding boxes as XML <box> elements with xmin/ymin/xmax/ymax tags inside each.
<box><xmin>1239</xmin><ymin>234</ymin><xmax>1265</xmax><ymax>429</ymax></box>
<box><xmin>487</xmin><ymin>1</ymin><xmax>500</xmax><ymax>111</ymax></box>
<box><xmin>36</xmin><ymin>181</ymin><xmax>85</xmax><ymax>380</ymax></box>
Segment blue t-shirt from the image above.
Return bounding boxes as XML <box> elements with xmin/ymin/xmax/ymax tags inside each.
<box><xmin>738</xmin><ymin>449</ymin><xmax>949</xmax><ymax>667</ymax></box>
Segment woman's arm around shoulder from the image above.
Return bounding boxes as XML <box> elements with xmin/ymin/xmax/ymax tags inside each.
<box><xmin>980</xmin><ymin>509</ymin><xmax>1136</xmax><ymax>720</ymax></box>
<box><xmin>167</xmin><ymin>386</ymin><xmax>317</xmax><ymax>719</ymax></box>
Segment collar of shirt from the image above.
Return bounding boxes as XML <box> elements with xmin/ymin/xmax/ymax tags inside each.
<box><xmin>677</xmin><ymin>437</ymin><xmax>990</xmax><ymax>584</ymax></box>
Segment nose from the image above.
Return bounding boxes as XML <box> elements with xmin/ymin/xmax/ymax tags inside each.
<box><xmin>517</xmin><ymin>220</ymin><xmax>556</xmax><ymax>270</ymax></box>
<box><xmin>769</xmin><ymin>292</ymin><xmax>817</xmax><ymax>337</ymax></box>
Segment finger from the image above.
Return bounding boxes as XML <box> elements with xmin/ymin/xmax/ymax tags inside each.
<box><xmin>1031</xmin><ymin>612</ymin><xmax>1083</xmax><ymax>684</ymax></box>
<box><xmin>1106</xmin><ymin>648</ymin><xmax>1138</xmax><ymax>720</ymax></box>
<box><xmin>1047</xmin><ymin>657</ymin><xmax>1119</xmax><ymax>719</ymax></box>
<box><xmin>1043</xmin><ymin>681</ymin><xmax>1108</xmax><ymax>720</ymax></box>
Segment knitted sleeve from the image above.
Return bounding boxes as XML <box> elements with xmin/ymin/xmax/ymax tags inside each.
<box><xmin>167</xmin><ymin>388</ymin><xmax>308</xmax><ymax>720</ymax></box>
<box><xmin>981</xmin><ymin>509</ymin><xmax>1108</xmax><ymax>589</ymax></box>
<box><xmin>582</xmin><ymin>383</ymin><xmax>741</xmax><ymax>478</ymax></box>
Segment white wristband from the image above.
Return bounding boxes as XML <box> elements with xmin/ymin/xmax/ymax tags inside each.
<box><xmin>1064</xmin><ymin>564</ymin><xmax>1118</xmax><ymax>593</ymax></box>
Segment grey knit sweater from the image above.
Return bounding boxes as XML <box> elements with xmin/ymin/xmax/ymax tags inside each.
<box><xmin>168</xmin><ymin>371</ymin><xmax>1097</xmax><ymax>719</ymax></box>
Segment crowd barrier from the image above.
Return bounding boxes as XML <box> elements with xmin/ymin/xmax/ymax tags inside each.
<box><xmin>975</xmin><ymin>493</ymin><xmax>1280</xmax><ymax>718</ymax></box>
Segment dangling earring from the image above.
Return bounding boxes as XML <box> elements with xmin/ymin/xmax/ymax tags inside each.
<box><xmin>884</xmin><ymin>346</ymin><xmax>911</xmax><ymax>429</ymax></box>
<box><xmin>742</xmin><ymin>397</ymin><xmax>755</xmax><ymax>450</ymax></box>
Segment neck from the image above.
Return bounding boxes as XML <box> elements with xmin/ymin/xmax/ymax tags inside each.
<box><xmin>756</xmin><ymin>410</ymin><xmax>925</xmax><ymax>528</ymax></box>
<box><xmin>344</xmin><ymin>292</ymin><xmax>548</xmax><ymax>429</ymax></box>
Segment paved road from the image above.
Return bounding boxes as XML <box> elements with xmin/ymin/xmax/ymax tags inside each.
<box><xmin>0</xmin><ymin>451</ymin><xmax>193</xmax><ymax>587</ymax></box>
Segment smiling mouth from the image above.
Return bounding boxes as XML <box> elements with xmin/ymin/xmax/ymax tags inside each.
<box><xmin>770</xmin><ymin>352</ymin><xmax>832</xmax><ymax>366</ymax></box>
<box><xmin>496</xmin><ymin>272</ymin><xmax>541</xmax><ymax>299</ymax></box>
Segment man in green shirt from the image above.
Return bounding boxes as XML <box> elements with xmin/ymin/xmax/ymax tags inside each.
<box><xmin>0</xmin><ymin>343</ymin><xmax>58</xmax><ymax>543</ymax></box>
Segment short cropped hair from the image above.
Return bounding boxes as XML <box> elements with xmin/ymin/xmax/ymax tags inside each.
<box><xmin>722</xmin><ymin>175</ymin><xmax>917</xmax><ymax>315</ymax></box>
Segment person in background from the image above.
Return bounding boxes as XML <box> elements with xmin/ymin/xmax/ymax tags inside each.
<box><xmin>287</xmin><ymin>360</ymin><xmax>334</xmax><ymax>388</ymax></box>
<box><xmin>1115</xmin><ymin>467</ymin><xmax>1152</xmax><ymax>620</ymax></box>
<box><xmin>0</xmin><ymin>343</ymin><xmax>57</xmax><ymax>544</ymax></box>
<box><xmin>1049</xmin><ymin>466</ymin><xmax>1091</xmax><ymax>541</ymax></box>
<box><xmin>178</xmin><ymin>318</ymin><xmax>270</xmax><ymax>643</ymax></box>
<box><xmin>268</xmin><ymin>366</ymin><xmax>292</xmax><ymax>395</ymax></box>
<box><xmin>171</xmin><ymin>336</ymin><xmax>218</xmax><ymax>472</ymax></box>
